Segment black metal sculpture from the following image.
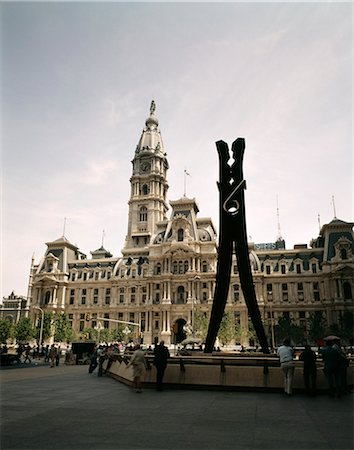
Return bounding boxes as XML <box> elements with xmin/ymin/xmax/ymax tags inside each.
<box><xmin>204</xmin><ymin>139</ymin><xmax>269</xmax><ymax>354</ymax></box>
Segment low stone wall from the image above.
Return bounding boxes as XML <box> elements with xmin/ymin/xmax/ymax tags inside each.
<box><xmin>106</xmin><ymin>354</ymin><xmax>354</xmax><ymax>393</ymax></box>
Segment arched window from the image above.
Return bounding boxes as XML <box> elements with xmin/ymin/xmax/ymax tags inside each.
<box><xmin>139</xmin><ymin>206</ymin><xmax>147</xmax><ymax>222</ymax></box>
<box><xmin>45</xmin><ymin>291</ymin><xmax>51</xmax><ymax>304</ymax></box>
<box><xmin>155</xmin><ymin>263</ymin><xmax>161</xmax><ymax>275</ymax></box>
<box><xmin>142</xmin><ymin>184</ymin><xmax>149</xmax><ymax>196</ymax></box>
<box><xmin>202</xmin><ymin>261</ymin><xmax>208</xmax><ymax>272</ymax></box>
<box><xmin>177</xmin><ymin>286</ymin><xmax>185</xmax><ymax>304</ymax></box>
<box><xmin>340</xmin><ymin>248</ymin><xmax>348</xmax><ymax>260</ymax></box>
<box><xmin>177</xmin><ymin>228</ymin><xmax>184</xmax><ymax>242</ymax></box>
<box><xmin>343</xmin><ymin>282</ymin><xmax>352</xmax><ymax>300</ymax></box>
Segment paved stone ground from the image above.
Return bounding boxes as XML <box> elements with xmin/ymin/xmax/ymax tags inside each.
<box><xmin>1</xmin><ymin>364</ymin><xmax>353</xmax><ymax>450</ymax></box>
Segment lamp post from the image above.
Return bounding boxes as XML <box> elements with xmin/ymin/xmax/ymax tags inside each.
<box><xmin>34</xmin><ymin>306</ymin><xmax>44</xmax><ymax>346</ymax></box>
<box><xmin>94</xmin><ymin>322</ymin><xmax>104</xmax><ymax>344</ymax></box>
<box><xmin>269</xmin><ymin>303</ymin><xmax>275</xmax><ymax>350</ymax></box>
<box><xmin>192</xmin><ymin>276</ymin><xmax>200</xmax><ymax>337</ymax></box>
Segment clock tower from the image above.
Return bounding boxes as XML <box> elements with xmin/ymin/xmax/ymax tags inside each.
<box><xmin>122</xmin><ymin>101</ymin><xmax>169</xmax><ymax>257</ymax></box>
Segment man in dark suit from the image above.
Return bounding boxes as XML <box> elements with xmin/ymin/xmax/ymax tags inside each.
<box><xmin>153</xmin><ymin>341</ymin><xmax>170</xmax><ymax>391</ymax></box>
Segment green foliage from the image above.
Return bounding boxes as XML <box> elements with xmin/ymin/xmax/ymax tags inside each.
<box><xmin>307</xmin><ymin>311</ymin><xmax>327</xmax><ymax>344</ymax></box>
<box><xmin>35</xmin><ymin>312</ymin><xmax>54</xmax><ymax>343</ymax></box>
<box><xmin>15</xmin><ymin>317</ymin><xmax>34</xmax><ymax>343</ymax></box>
<box><xmin>217</xmin><ymin>311</ymin><xmax>235</xmax><ymax>346</ymax></box>
<box><xmin>193</xmin><ymin>310</ymin><xmax>209</xmax><ymax>341</ymax></box>
<box><xmin>111</xmin><ymin>324</ymin><xmax>128</xmax><ymax>342</ymax></box>
<box><xmin>275</xmin><ymin>315</ymin><xmax>304</xmax><ymax>346</ymax></box>
<box><xmin>234</xmin><ymin>323</ymin><xmax>250</xmax><ymax>345</ymax></box>
<box><xmin>54</xmin><ymin>313</ymin><xmax>72</xmax><ymax>343</ymax></box>
<box><xmin>0</xmin><ymin>319</ymin><xmax>14</xmax><ymax>344</ymax></box>
<box><xmin>99</xmin><ymin>328</ymin><xmax>112</xmax><ymax>343</ymax></box>
<box><xmin>339</xmin><ymin>311</ymin><xmax>354</xmax><ymax>344</ymax></box>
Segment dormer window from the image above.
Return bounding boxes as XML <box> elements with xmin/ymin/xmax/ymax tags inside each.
<box><xmin>340</xmin><ymin>248</ymin><xmax>347</xmax><ymax>260</ymax></box>
<box><xmin>177</xmin><ymin>228</ymin><xmax>184</xmax><ymax>242</ymax></box>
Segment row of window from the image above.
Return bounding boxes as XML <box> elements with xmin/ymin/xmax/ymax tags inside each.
<box><xmin>70</xmin><ymin>270</ymin><xmax>112</xmax><ymax>281</ymax></box>
<box><xmin>233</xmin><ymin>261</ymin><xmax>320</xmax><ymax>275</ymax></box>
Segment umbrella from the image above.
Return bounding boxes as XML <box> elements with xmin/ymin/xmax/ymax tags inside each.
<box><xmin>323</xmin><ymin>335</ymin><xmax>340</xmax><ymax>341</ymax></box>
<box><xmin>180</xmin><ymin>337</ymin><xmax>202</xmax><ymax>346</ymax></box>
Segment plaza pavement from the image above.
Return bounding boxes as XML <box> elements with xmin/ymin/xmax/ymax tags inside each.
<box><xmin>1</xmin><ymin>363</ymin><xmax>353</xmax><ymax>450</ymax></box>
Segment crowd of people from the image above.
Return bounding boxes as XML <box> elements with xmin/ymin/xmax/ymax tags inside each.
<box><xmin>277</xmin><ymin>337</ymin><xmax>350</xmax><ymax>398</ymax></box>
<box><xmin>1</xmin><ymin>337</ymin><xmax>351</xmax><ymax>397</ymax></box>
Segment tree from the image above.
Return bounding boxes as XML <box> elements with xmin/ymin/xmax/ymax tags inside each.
<box><xmin>54</xmin><ymin>313</ymin><xmax>72</xmax><ymax>343</ymax></box>
<box><xmin>275</xmin><ymin>315</ymin><xmax>304</xmax><ymax>346</ymax></box>
<box><xmin>339</xmin><ymin>310</ymin><xmax>354</xmax><ymax>344</ymax></box>
<box><xmin>307</xmin><ymin>311</ymin><xmax>327</xmax><ymax>344</ymax></box>
<box><xmin>15</xmin><ymin>317</ymin><xmax>34</xmax><ymax>343</ymax></box>
<box><xmin>99</xmin><ymin>328</ymin><xmax>112</xmax><ymax>344</ymax></box>
<box><xmin>234</xmin><ymin>323</ymin><xmax>250</xmax><ymax>346</ymax></box>
<box><xmin>193</xmin><ymin>310</ymin><xmax>209</xmax><ymax>341</ymax></box>
<box><xmin>35</xmin><ymin>312</ymin><xmax>54</xmax><ymax>343</ymax></box>
<box><xmin>217</xmin><ymin>311</ymin><xmax>235</xmax><ymax>346</ymax></box>
<box><xmin>111</xmin><ymin>324</ymin><xmax>128</xmax><ymax>342</ymax></box>
<box><xmin>0</xmin><ymin>319</ymin><xmax>14</xmax><ymax>344</ymax></box>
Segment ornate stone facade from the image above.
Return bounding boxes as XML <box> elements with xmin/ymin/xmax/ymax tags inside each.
<box><xmin>27</xmin><ymin>103</ymin><xmax>354</xmax><ymax>346</ymax></box>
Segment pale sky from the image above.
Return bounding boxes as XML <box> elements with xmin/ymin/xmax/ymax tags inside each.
<box><xmin>1</xmin><ymin>1</ymin><xmax>353</xmax><ymax>299</ymax></box>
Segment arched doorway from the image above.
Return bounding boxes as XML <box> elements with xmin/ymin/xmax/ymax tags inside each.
<box><xmin>172</xmin><ymin>318</ymin><xmax>187</xmax><ymax>344</ymax></box>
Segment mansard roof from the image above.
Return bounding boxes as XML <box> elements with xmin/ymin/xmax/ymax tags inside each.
<box><xmin>90</xmin><ymin>246</ymin><xmax>113</xmax><ymax>259</ymax></box>
<box><xmin>45</xmin><ymin>235</ymin><xmax>78</xmax><ymax>250</ymax></box>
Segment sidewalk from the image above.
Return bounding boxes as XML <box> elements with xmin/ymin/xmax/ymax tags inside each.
<box><xmin>1</xmin><ymin>364</ymin><xmax>353</xmax><ymax>450</ymax></box>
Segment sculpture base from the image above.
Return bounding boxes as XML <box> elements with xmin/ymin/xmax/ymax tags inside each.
<box><xmin>105</xmin><ymin>354</ymin><xmax>353</xmax><ymax>393</ymax></box>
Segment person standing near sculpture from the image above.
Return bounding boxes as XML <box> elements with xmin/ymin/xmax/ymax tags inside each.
<box><xmin>127</xmin><ymin>344</ymin><xmax>147</xmax><ymax>393</ymax></box>
<box><xmin>299</xmin><ymin>345</ymin><xmax>317</xmax><ymax>396</ymax></box>
<box><xmin>321</xmin><ymin>339</ymin><xmax>342</xmax><ymax>397</ymax></box>
<box><xmin>153</xmin><ymin>341</ymin><xmax>170</xmax><ymax>391</ymax></box>
<box><xmin>277</xmin><ymin>338</ymin><xmax>295</xmax><ymax>396</ymax></box>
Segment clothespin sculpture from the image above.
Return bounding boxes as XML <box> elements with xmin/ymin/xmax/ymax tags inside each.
<box><xmin>204</xmin><ymin>139</ymin><xmax>269</xmax><ymax>354</ymax></box>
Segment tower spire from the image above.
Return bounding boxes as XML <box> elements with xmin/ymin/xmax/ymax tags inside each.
<box><xmin>331</xmin><ymin>195</ymin><xmax>337</xmax><ymax>218</ymax></box>
<box><xmin>276</xmin><ymin>195</ymin><xmax>282</xmax><ymax>241</ymax></box>
<box><xmin>122</xmin><ymin>101</ymin><xmax>169</xmax><ymax>257</ymax></box>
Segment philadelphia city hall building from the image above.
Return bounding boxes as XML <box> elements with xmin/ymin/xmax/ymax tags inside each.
<box><xmin>25</xmin><ymin>102</ymin><xmax>354</xmax><ymax>346</ymax></box>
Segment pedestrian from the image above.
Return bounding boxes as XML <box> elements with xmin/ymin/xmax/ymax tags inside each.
<box><xmin>97</xmin><ymin>346</ymin><xmax>106</xmax><ymax>377</ymax></box>
<box><xmin>126</xmin><ymin>344</ymin><xmax>147</xmax><ymax>393</ymax></box>
<box><xmin>277</xmin><ymin>338</ymin><xmax>295</xmax><ymax>396</ymax></box>
<box><xmin>23</xmin><ymin>344</ymin><xmax>32</xmax><ymax>364</ymax></box>
<box><xmin>17</xmin><ymin>343</ymin><xmax>24</xmax><ymax>362</ymax></box>
<box><xmin>299</xmin><ymin>345</ymin><xmax>317</xmax><ymax>396</ymax></box>
<box><xmin>88</xmin><ymin>346</ymin><xmax>98</xmax><ymax>374</ymax></box>
<box><xmin>55</xmin><ymin>346</ymin><xmax>61</xmax><ymax>366</ymax></box>
<box><xmin>153</xmin><ymin>340</ymin><xmax>170</xmax><ymax>391</ymax></box>
<box><xmin>332</xmin><ymin>338</ymin><xmax>350</xmax><ymax>394</ymax></box>
<box><xmin>44</xmin><ymin>345</ymin><xmax>49</xmax><ymax>362</ymax></box>
<box><xmin>49</xmin><ymin>344</ymin><xmax>57</xmax><ymax>368</ymax></box>
<box><xmin>320</xmin><ymin>340</ymin><xmax>341</xmax><ymax>397</ymax></box>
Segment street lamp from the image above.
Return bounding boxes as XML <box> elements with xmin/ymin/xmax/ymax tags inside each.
<box><xmin>34</xmin><ymin>306</ymin><xmax>44</xmax><ymax>346</ymax></box>
<box><xmin>192</xmin><ymin>276</ymin><xmax>200</xmax><ymax>337</ymax></box>
<box><xmin>94</xmin><ymin>322</ymin><xmax>104</xmax><ymax>344</ymax></box>
<box><xmin>269</xmin><ymin>303</ymin><xmax>275</xmax><ymax>350</ymax></box>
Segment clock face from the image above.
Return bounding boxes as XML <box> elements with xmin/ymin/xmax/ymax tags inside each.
<box><xmin>141</xmin><ymin>161</ymin><xmax>151</xmax><ymax>172</ymax></box>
